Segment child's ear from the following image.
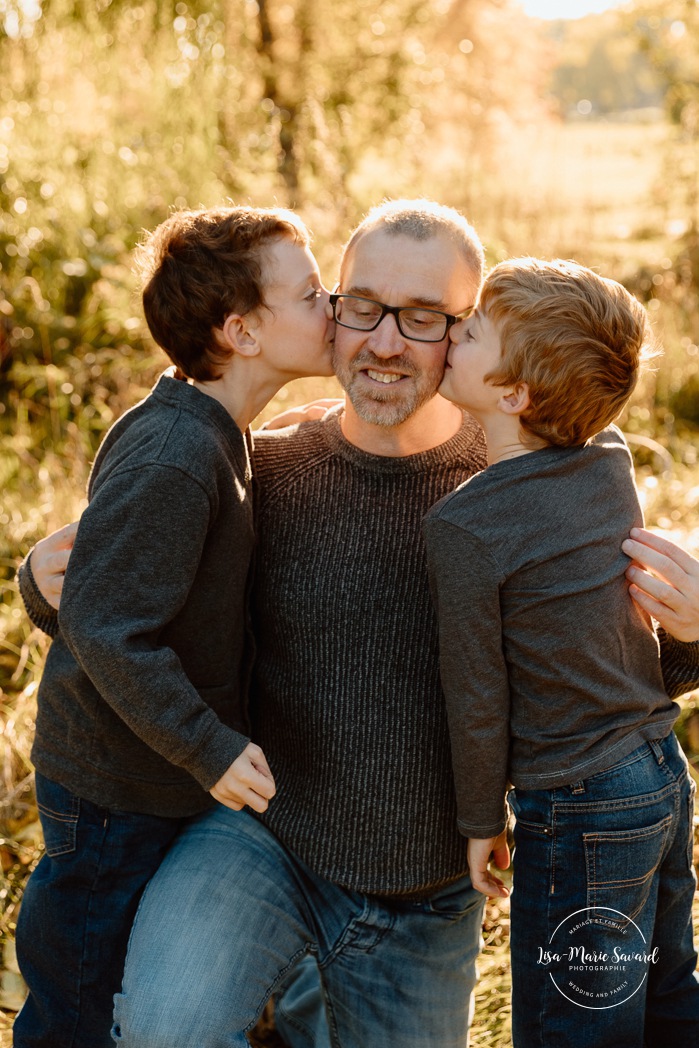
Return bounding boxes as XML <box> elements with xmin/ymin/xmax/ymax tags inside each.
<box><xmin>498</xmin><ymin>382</ymin><xmax>530</xmax><ymax>416</ymax></box>
<box><xmin>216</xmin><ymin>313</ymin><xmax>262</xmax><ymax>359</ymax></box>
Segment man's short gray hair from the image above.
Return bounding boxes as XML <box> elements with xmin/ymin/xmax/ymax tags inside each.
<box><xmin>341</xmin><ymin>198</ymin><xmax>485</xmax><ymax>285</ymax></box>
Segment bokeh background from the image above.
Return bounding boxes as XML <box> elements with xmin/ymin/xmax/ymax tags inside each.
<box><xmin>1</xmin><ymin>1</ymin><xmax>699</xmax><ymax>1043</ymax></box>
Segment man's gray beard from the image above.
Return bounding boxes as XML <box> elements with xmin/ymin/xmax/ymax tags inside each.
<box><xmin>343</xmin><ymin>380</ymin><xmax>435</xmax><ymax>426</ymax></box>
<box><xmin>332</xmin><ymin>347</ymin><xmax>441</xmax><ymax>427</ymax></box>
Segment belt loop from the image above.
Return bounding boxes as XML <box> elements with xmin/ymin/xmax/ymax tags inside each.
<box><xmin>570</xmin><ymin>781</ymin><xmax>586</xmax><ymax>795</ymax></box>
<box><xmin>649</xmin><ymin>739</ymin><xmax>665</xmax><ymax>765</ymax></box>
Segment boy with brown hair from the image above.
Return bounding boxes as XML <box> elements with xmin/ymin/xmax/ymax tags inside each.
<box><xmin>423</xmin><ymin>258</ymin><xmax>699</xmax><ymax>1047</ymax></box>
<box><xmin>14</xmin><ymin>205</ymin><xmax>334</xmax><ymax>1048</ymax></box>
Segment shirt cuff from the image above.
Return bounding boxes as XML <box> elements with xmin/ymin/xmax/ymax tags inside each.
<box><xmin>17</xmin><ymin>553</ymin><xmax>60</xmax><ymax>639</ymax></box>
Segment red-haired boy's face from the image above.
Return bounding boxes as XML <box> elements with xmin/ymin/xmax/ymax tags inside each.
<box><xmin>439</xmin><ymin>310</ymin><xmax>503</xmax><ymax>417</ymax></box>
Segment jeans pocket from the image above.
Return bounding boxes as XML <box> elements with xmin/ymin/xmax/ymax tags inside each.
<box><xmin>584</xmin><ymin>812</ymin><xmax>673</xmax><ymax>927</ymax></box>
<box><xmin>509</xmin><ymin>790</ymin><xmax>553</xmax><ymax>839</ymax></box>
<box><xmin>424</xmin><ymin>875</ymin><xmax>484</xmax><ymax>922</ymax></box>
<box><xmin>35</xmin><ymin>773</ymin><xmax>80</xmax><ymax>857</ymax></box>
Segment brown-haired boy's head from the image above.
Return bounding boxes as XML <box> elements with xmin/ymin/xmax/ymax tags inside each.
<box><xmin>478</xmin><ymin>257</ymin><xmax>656</xmax><ymax>447</ymax></box>
<box><xmin>136</xmin><ymin>206</ymin><xmax>310</xmax><ymax>381</ymax></box>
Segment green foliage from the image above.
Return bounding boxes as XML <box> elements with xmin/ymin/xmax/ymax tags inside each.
<box><xmin>671</xmin><ymin>375</ymin><xmax>699</xmax><ymax>428</ymax></box>
<box><xmin>632</xmin><ymin>2</ymin><xmax>699</xmax><ymax>231</ymax></box>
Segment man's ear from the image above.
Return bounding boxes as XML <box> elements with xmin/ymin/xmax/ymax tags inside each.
<box><xmin>498</xmin><ymin>382</ymin><xmax>530</xmax><ymax>416</ymax></box>
<box><xmin>216</xmin><ymin>313</ymin><xmax>261</xmax><ymax>359</ymax></box>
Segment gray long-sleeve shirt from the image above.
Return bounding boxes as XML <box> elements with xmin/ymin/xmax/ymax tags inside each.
<box><xmin>423</xmin><ymin>428</ymin><xmax>681</xmax><ymax>839</ymax></box>
<box><xmin>28</xmin><ymin>372</ymin><xmax>253</xmax><ymax>816</ymax></box>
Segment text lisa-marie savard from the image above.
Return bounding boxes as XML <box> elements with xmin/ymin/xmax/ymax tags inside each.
<box><xmin>537</xmin><ymin>946</ymin><xmax>659</xmax><ymax>967</ymax></box>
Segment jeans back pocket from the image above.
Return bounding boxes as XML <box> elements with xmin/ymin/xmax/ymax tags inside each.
<box><xmin>584</xmin><ymin>812</ymin><xmax>673</xmax><ymax>927</ymax></box>
<box><xmin>35</xmin><ymin>773</ymin><xmax>80</xmax><ymax>857</ymax></box>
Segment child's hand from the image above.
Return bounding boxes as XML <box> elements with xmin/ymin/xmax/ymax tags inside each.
<box><xmin>30</xmin><ymin>521</ymin><xmax>79</xmax><ymax>609</ymax></box>
<box><xmin>209</xmin><ymin>743</ymin><xmax>276</xmax><ymax>813</ymax></box>
<box><xmin>468</xmin><ymin>832</ymin><xmax>510</xmax><ymax>898</ymax></box>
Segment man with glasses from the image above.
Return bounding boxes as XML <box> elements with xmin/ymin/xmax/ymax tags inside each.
<box><xmin>111</xmin><ymin>200</ymin><xmax>495</xmax><ymax>1048</ymax></box>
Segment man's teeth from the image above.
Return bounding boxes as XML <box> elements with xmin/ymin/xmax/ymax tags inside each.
<box><xmin>366</xmin><ymin>370</ymin><xmax>403</xmax><ymax>384</ymax></box>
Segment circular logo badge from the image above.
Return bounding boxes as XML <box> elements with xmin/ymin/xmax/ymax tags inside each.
<box><xmin>537</xmin><ymin>907</ymin><xmax>659</xmax><ymax>1009</ymax></box>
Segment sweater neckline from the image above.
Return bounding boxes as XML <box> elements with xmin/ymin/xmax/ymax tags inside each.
<box><xmin>321</xmin><ymin>409</ymin><xmax>486</xmax><ymax>475</ymax></box>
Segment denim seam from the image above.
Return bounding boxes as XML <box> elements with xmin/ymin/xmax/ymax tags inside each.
<box><xmin>513</xmin><ymin>817</ymin><xmax>551</xmax><ymax>836</ymax></box>
<box><xmin>583</xmin><ymin>813</ymin><xmax>673</xmax><ymax>848</ymax></box>
<box><xmin>38</xmin><ymin>803</ymin><xmax>80</xmax><ymax>821</ymax></box>
<box><xmin>687</xmin><ymin>780</ymin><xmax>697</xmax><ymax>870</ymax></box>
<box><xmin>68</xmin><ymin>803</ymin><xmax>111</xmax><ymax>1048</ymax></box>
<box><xmin>520</xmin><ymin>733</ymin><xmax>671</xmax><ymax>784</ymax></box>
<box><xmin>320</xmin><ymin>980</ymin><xmax>343</xmax><ymax>1048</ymax></box>
<box><xmin>542</xmin><ymin>863</ymin><xmax>555</xmax><ymax>1046</ymax></box>
<box><xmin>38</xmin><ymin>806</ymin><xmax>81</xmax><ymax>857</ymax></box>
<box><xmin>323</xmin><ymin>898</ymin><xmax>395</xmax><ymax>963</ymax></box>
<box><xmin>553</xmin><ymin>782</ymin><xmax>676</xmax><ymax>815</ymax></box>
<box><xmin>243</xmin><ymin>946</ymin><xmax>313</xmax><ymax>1035</ymax></box>
<box><xmin>551</xmin><ymin>805</ymin><xmax>558</xmax><ymax>896</ymax></box>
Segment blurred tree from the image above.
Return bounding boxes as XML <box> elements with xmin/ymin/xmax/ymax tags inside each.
<box><xmin>0</xmin><ymin>0</ymin><xmax>553</xmax><ymax>441</ymax></box>
<box><xmin>543</xmin><ymin>11</ymin><xmax>662</xmax><ymax>117</ymax></box>
<box><xmin>634</xmin><ymin>1</ymin><xmax>699</xmax><ymax>228</ymax></box>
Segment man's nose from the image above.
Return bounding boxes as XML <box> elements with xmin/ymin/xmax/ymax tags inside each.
<box><xmin>367</xmin><ymin>312</ymin><xmax>405</xmax><ymax>357</ymax></box>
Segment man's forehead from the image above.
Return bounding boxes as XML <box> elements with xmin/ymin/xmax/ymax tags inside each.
<box><xmin>342</xmin><ymin>227</ymin><xmax>477</xmax><ymax>306</ymax></box>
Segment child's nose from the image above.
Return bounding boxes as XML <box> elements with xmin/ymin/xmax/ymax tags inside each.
<box><xmin>449</xmin><ymin>320</ymin><xmax>465</xmax><ymax>344</ymax></box>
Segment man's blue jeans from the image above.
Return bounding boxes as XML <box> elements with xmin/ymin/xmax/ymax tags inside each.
<box><xmin>13</xmin><ymin>774</ymin><xmax>183</xmax><ymax>1048</ymax></box>
<box><xmin>509</xmin><ymin>733</ymin><xmax>699</xmax><ymax>1048</ymax></box>
<box><xmin>113</xmin><ymin>807</ymin><xmax>485</xmax><ymax>1047</ymax></box>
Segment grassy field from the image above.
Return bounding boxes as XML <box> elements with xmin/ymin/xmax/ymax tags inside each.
<box><xmin>1</xmin><ymin>108</ymin><xmax>699</xmax><ymax>1043</ymax></box>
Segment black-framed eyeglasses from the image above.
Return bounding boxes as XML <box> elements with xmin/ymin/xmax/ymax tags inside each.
<box><xmin>329</xmin><ymin>293</ymin><xmax>474</xmax><ymax>343</ymax></box>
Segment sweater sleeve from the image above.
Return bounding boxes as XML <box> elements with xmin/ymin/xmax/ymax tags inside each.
<box><xmin>423</xmin><ymin>514</ymin><xmax>510</xmax><ymax>838</ymax></box>
<box><xmin>17</xmin><ymin>554</ymin><xmax>60</xmax><ymax>639</ymax></box>
<box><xmin>658</xmin><ymin>628</ymin><xmax>699</xmax><ymax>699</ymax></box>
<box><xmin>58</xmin><ymin>462</ymin><xmax>249</xmax><ymax>791</ymax></box>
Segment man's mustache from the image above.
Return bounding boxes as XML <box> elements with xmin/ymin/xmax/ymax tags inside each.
<box><xmin>339</xmin><ymin>350</ymin><xmax>420</xmax><ymax>377</ymax></box>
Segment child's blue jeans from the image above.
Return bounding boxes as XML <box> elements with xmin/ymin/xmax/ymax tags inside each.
<box><xmin>509</xmin><ymin>732</ymin><xmax>699</xmax><ymax>1048</ymax></box>
<box><xmin>13</xmin><ymin>773</ymin><xmax>184</xmax><ymax>1048</ymax></box>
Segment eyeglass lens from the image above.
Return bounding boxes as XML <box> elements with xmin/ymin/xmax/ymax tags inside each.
<box><xmin>335</xmin><ymin>296</ymin><xmax>449</xmax><ymax>341</ymax></box>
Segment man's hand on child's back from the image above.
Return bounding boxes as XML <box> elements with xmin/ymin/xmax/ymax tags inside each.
<box><xmin>623</xmin><ymin>527</ymin><xmax>699</xmax><ymax>643</ymax></box>
<box><xmin>210</xmin><ymin>742</ymin><xmax>276</xmax><ymax>813</ymax></box>
<box><xmin>467</xmin><ymin>832</ymin><xmax>510</xmax><ymax>899</ymax></box>
<box><xmin>259</xmin><ymin>398</ymin><xmax>343</xmax><ymax>431</ymax></box>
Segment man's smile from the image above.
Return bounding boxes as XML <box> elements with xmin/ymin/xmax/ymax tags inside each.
<box><xmin>365</xmin><ymin>369</ymin><xmax>405</xmax><ymax>384</ymax></box>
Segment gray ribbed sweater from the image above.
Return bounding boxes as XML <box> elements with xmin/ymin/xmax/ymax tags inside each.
<box><xmin>251</xmin><ymin>411</ymin><xmax>489</xmax><ymax>894</ymax></box>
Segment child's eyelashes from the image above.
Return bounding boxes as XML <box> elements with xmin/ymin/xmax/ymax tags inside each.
<box><xmin>304</xmin><ymin>288</ymin><xmax>322</xmax><ymax>303</ymax></box>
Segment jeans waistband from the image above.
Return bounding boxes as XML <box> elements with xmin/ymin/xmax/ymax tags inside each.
<box><xmin>568</xmin><ymin>736</ymin><xmax>672</xmax><ymax>795</ymax></box>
